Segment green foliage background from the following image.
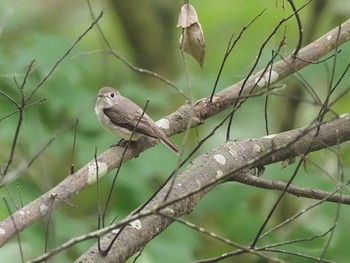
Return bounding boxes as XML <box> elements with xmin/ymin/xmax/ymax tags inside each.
<box><xmin>1</xmin><ymin>0</ymin><xmax>350</xmax><ymax>262</ymax></box>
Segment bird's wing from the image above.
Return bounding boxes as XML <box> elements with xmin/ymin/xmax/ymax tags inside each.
<box><xmin>103</xmin><ymin>100</ymin><xmax>160</xmax><ymax>139</ymax></box>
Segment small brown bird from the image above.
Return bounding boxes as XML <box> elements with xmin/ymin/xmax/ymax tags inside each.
<box><xmin>95</xmin><ymin>87</ymin><xmax>179</xmax><ymax>153</ymax></box>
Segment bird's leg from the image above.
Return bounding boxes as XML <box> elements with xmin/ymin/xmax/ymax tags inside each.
<box><xmin>110</xmin><ymin>139</ymin><xmax>140</xmax><ymax>158</ymax></box>
<box><xmin>111</xmin><ymin>139</ymin><xmax>138</xmax><ymax>150</ymax></box>
<box><xmin>110</xmin><ymin>139</ymin><xmax>129</xmax><ymax>148</ymax></box>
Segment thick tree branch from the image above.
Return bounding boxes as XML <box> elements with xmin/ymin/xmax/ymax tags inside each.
<box><xmin>166</xmin><ymin>19</ymin><xmax>350</xmax><ymax>134</ymax></box>
<box><xmin>233</xmin><ymin>170</ymin><xmax>349</xmax><ymax>204</ymax></box>
<box><xmin>76</xmin><ymin>113</ymin><xmax>350</xmax><ymax>262</ymax></box>
<box><xmin>0</xmin><ymin>18</ymin><xmax>349</xmax><ymax>250</ymax></box>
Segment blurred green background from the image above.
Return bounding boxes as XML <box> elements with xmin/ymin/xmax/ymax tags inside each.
<box><xmin>1</xmin><ymin>0</ymin><xmax>350</xmax><ymax>262</ymax></box>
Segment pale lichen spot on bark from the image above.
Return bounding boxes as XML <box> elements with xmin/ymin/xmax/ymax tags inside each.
<box><xmin>0</xmin><ymin>228</ymin><xmax>5</xmax><ymax>235</ymax></box>
<box><xmin>327</xmin><ymin>35</ymin><xmax>332</xmax><ymax>41</ymax></box>
<box><xmin>264</xmin><ymin>134</ymin><xmax>276</xmax><ymax>139</ymax></box>
<box><xmin>211</xmin><ymin>95</ymin><xmax>221</xmax><ymax>103</ymax></box>
<box><xmin>162</xmin><ymin>207</ymin><xmax>175</xmax><ymax>216</ymax></box>
<box><xmin>214</xmin><ymin>154</ymin><xmax>226</xmax><ymax>165</ymax></box>
<box><xmin>228</xmin><ymin>147</ymin><xmax>237</xmax><ymax>156</ymax></box>
<box><xmin>266</xmin><ymin>71</ymin><xmax>279</xmax><ymax>83</ymax></box>
<box><xmin>39</xmin><ymin>204</ymin><xmax>48</xmax><ymax>216</ymax></box>
<box><xmin>87</xmin><ymin>161</ymin><xmax>108</xmax><ymax>185</ymax></box>
<box><xmin>216</xmin><ymin>170</ymin><xmax>224</xmax><ymax>179</ymax></box>
<box><xmin>112</xmin><ymin>229</ymin><xmax>120</xmax><ymax>235</ymax></box>
<box><xmin>177</xmin><ymin>183</ymin><xmax>182</xmax><ymax>187</ymax></box>
<box><xmin>19</xmin><ymin>211</ymin><xmax>25</xmax><ymax>216</ymax></box>
<box><xmin>255</xmin><ymin>71</ymin><xmax>279</xmax><ymax>88</ymax></box>
<box><xmin>130</xmin><ymin>219</ymin><xmax>142</xmax><ymax>230</ymax></box>
<box><xmin>156</xmin><ymin>118</ymin><xmax>170</xmax><ymax>130</ymax></box>
<box><xmin>255</xmin><ymin>77</ymin><xmax>266</xmax><ymax>88</ymax></box>
<box><xmin>196</xmin><ymin>179</ymin><xmax>201</xmax><ymax>189</ymax></box>
<box><xmin>253</xmin><ymin>144</ymin><xmax>262</xmax><ymax>152</ymax></box>
<box><xmin>340</xmin><ymin>113</ymin><xmax>350</xmax><ymax>120</ymax></box>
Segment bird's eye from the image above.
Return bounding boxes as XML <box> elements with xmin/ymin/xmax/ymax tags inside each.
<box><xmin>110</xmin><ymin>92</ymin><xmax>115</xmax><ymax>98</ymax></box>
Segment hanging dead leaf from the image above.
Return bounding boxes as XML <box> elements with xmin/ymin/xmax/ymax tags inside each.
<box><xmin>177</xmin><ymin>3</ymin><xmax>205</xmax><ymax>67</ymax></box>
<box><xmin>179</xmin><ymin>22</ymin><xmax>205</xmax><ymax>67</ymax></box>
<box><xmin>177</xmin><ymin>3</ymin><xmax>198</xmax><ymax>28</ymax></box>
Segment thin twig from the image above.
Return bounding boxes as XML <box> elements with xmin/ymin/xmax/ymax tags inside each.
<box><xmin>287</xmin><ymin>0</ymin><xmax>304</xmax><ymax>57</ymax></box>
<box><xmin>26</xmin><ymin>11</ymin><xmax>104</xmax><ymax>103</ymax></box>
<box><xmin>226</xmin><ymin>0</ymin><xmax>312</xmax><ymax>141</ymax></box>
<box><xmin>0</xmin><ymin>136</ymin><xmax>56</xmax><ymax>186</ymax></box>
<box><xmin>84</xmin><ymin>0</ymin><xmax>187</xmax><ymax>100</ymax></box>
<box><xmin>101</xmin><ymin>99</ymin><xmax>150</xmax><ymax>256</ymax></box>
<box><xmin>3</xmin><ymin>198</ymin><xmax>24</xmax><ymax>263</ymax></box>
<box><xmin>70</xmin><ymin>119</ymin><xmax>79</xmax><ymax>174</ymax></box>
<box><xmin>44</xmin><ymin>196</ymin><xmax>55</xmax><ymax>262</ymax></box>
<box><xmin>94</xmin><ymin>146</ymin><xmax>102</xmax><ymax>252</ymax></box>
<box><xmin>2</xmin><ymin>61</ymin><xmax>35</xmax><ymax>176</ymax></box>
<box><xmin>209</xmin><ymin>9</ymin><xmax>266</xmax><ymax>101</ymax></box>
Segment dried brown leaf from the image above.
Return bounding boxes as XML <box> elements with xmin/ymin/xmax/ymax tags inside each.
<box><xmin>177</xmin><ymin>3</ymin><xmax>198</xmax><ymax>28</ymax></box>
<box><xmin>179</xmin><ymin>22</ymin><xmax>206</xmax><ymax>67</ymax></box>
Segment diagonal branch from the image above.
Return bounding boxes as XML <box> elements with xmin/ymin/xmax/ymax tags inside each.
<box><xmin>166</xmin><ymin>18</ymin><xmax>350</xmax><ymax>135</ymax></box>
<box><xmin>232</xmin><ymin>172</ymin><xmax>348</xmax><ymax>205</ymax></box>
<box><xmin>76</xmin><ymin>112</ymin><xmax>350</xmax><ymax>262</ymax></box>
<box><xmin>29</xmin><ymin>113</ymin><xmax>350</xmax><ymax>263</ymax></box>
<box><xmin>0</xmin><ymin>18</ymin><xmax>349</xmax><ymax>250</ymax></box>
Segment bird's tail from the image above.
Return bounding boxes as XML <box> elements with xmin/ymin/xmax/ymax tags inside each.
<box><xmin>161</xmin><ymin>137</ymin><xmax>179</xmax><ymax>155</ymax></box>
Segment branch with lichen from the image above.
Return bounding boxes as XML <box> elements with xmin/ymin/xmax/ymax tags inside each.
<box><xmin>78</xmin><ymin>113</ymin><xmax>350</xmax><ymax>262</ymax></box>
<box><xmin>1</xmin><ymin>18</ymin><xmax>350</xmax><ymax>258</ymax></box>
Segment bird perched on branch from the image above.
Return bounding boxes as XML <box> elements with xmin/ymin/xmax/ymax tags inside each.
<box><xmin>95</xmin><ymin>87</ymin><xmax>179</xmax><ymax>154</ymax></box>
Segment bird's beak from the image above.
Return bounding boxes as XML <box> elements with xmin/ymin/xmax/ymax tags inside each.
<box><xmin>97</xmin><ymin>93</ymin><xmax>104</xmax><ymax>98</ymax></box>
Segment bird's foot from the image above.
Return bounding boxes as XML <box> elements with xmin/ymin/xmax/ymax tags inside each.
<box><xmin>110</xmin><ymin>139</ymin><xmax>140</xmax><ymax>158</ymax></box>
<box><xmin>110</xmin><ymin>139</ymin><xmax>129</xmax><ymax>148</ymax></box>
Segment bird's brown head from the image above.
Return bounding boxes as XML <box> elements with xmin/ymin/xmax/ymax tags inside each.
<box><xmin>95</xmin><ymin>87</ymin><xmax>120</xmax><ymax>109</ymax></box>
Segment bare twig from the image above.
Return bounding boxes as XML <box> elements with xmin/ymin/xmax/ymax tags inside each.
<box><xmin>100</xmin><ymin>99</ymin><xmax>150</xmax><ymax>255</ymax></box>
<box><xmin>70</xmin><ymin>119</ymin><xmax>79</xmax><ymax>174</ymax></box>
<box><xmin>159</xmin><ymin>212</ymin><xmax>280</xmax><ymax>263</ymax></box>
<box><xmin>261</xmin><ymin>248</ymin><xmax>334</xmax><ymax>263</ymax></box>
<box><xmin>0</xmin><ymin>98</ymin><xmax>46</xmax><ymax>122</ymax></box>
<box><xmin>0</xmin><ymin>137</ymin><xmax>56</xmax><ymax>187</ymax></box>
<box><xmin>209</xmin><ymin>9</ymin><xmax>266</xmax><ymax>101</ymax></box>
<box><xmin>75</xmin><ymin>113</ymin><xmax>350</xmax><ymax>262</ymax></box>
<box><xmin>84</xmin><ymin>0</ymin><xmax>187</xmax><ymax>100</ymax></box>
<box><xmin>287</xmin><ymin>0</ymin><xmax>304</xmax><ymax>57</ymax></box>
<box><xmin>2</xmin><ymin>61</ymin><xmax>35</xmax><ymax>177</ymax></box>
<box><xmin>3</xmin><ymin>198</ymin><xmax>24</xmax><ymax>263</ymax></box>
<box><xmin>26</xmin><ymin>11</ymin><xmax>104</xmax><ymax>103</ymax></box>
<box><xmin>1</xmin><ymin>18</ymin><xmax>349</xmax><ymax>250</ymax></box>
<box><xmin>44</xmin><ymin>196</ymin><xmax>55</xmax><ymax>260</ymax></box>
<box><xmin>226</xmin><ymin>0</ymin><xmax>312</xmax><ymax>140</ymax></box>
